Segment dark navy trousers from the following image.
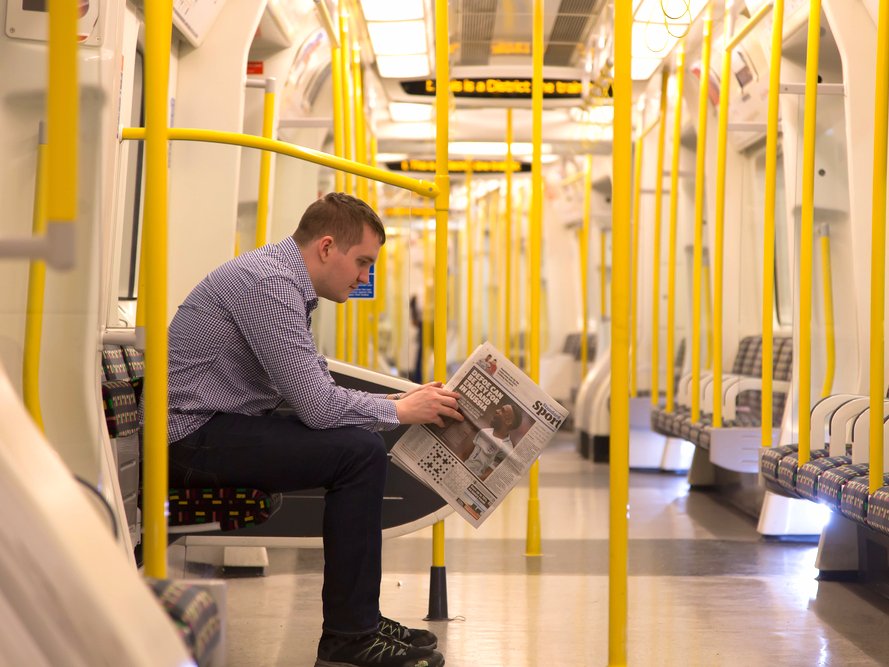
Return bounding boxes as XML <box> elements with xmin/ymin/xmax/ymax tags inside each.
<box><xmin>168</xmin><ymin>411</ymin><xmax>389</xmax><ymax>636</ymax></box>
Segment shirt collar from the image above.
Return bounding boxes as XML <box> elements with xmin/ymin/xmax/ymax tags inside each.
<box><xmin>279</xmin><ymin>236</ymin><xmax>319</xmax><ymax>313</ymax></box>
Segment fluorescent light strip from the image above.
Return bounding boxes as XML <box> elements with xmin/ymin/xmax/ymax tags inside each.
<box><xmin>367</xmin><ymin>20</ymin><xmax>428</xmax><ymax>56</ymax></box>
<box><xmin>360</xmin><ymin>0</ymin><xmax>424</xmax><ymax>21</ymax></box>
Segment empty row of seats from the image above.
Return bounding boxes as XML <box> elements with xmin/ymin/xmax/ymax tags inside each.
<box><xmin>760</xmin><ymin>394</ymin><xmax>889</xmax><ymax>538</ymax></box>
<box><xmin>650</xmin><ymin>335</ymin><xmax>793</xmax><ymax>452</ymax></box>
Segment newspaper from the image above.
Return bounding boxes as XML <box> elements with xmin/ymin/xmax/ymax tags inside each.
<box><xmin>391</xmin><ymin>342</ymin><xmax>569</xmax><ymax>528</ymax></box>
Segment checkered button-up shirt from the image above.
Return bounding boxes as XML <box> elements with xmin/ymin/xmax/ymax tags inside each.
<box><xmin>165</xmin><ymin>236</ymin><xmax>398</xmax><ymax>443</ymax></box>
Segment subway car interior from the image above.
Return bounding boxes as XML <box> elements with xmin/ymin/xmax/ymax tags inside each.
<box><xmin>5</xmin><ymin>0</ymin><xmax>889</xmax><ymax>664</ymax></box>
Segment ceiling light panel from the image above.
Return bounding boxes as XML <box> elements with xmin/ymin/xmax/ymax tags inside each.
<box><xmin>375</xmin><ymin>54</ymin><xmax>431</xmax><ymax>78</ymax></box>
<box><xmin>389</xmin><ymin>102</ymin><xmax>434</xmax><ymax>122</ymax></box>
<box><xmin>367</xmin><ymin>20</ymin><xmax>428</xmax><ymax>56</ymax></box>
<box><xmin>360</xmin><ymin>0</ymin><xmax>424</xmax><ymax>21</ymax></box>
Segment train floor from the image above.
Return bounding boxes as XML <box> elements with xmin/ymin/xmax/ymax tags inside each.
<box><xmin>169</xmin><ymin>432</ymin><xmax>889</xmax><ymax>666</ymax></box>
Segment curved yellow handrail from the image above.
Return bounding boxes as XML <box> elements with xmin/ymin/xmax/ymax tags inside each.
<box><xmin>121</xmin><ymin>127</ymin><xmax>438</xmax><ymax>198</ymax></box>
<box><xmin>691</xmin><ymin>5</ymin><xmax>714</xmax><ymax>423</ymax></box>
<box><xmin>870</xmin><ymin>0</ymin><xmax>889</xmax><ymax>492</ymax></box>
<box><xmin>666</xmin><ymin>46</ymin><xmax>686</xmax><ymax>414</ymax></box>
<box><xmin>761</xmin><ymin>0</ymin><xmax>785</xmax><ymax>448</ymax></box>
<box><xmin>652</xmin><ymin>69</ymin><xmax>670</xmax><ymax>406</ymax></box>
<box><xmin>255</xmin><ymin>79</ymin><xmax>276</xmax><ymax>249</ymax></box>
<box><xmin>610</xmin><ymin>1</ymin><xmax>633</xmax><ymax>663</ymax></box>
<box><xmin>798</xmin><ymin>0</ymin><xmax>822</xmax><ymax>467</ymax></box>
<box><xmin>526</xmin><ymin>0</ymin><xmax>544</xmax><ymax>559</ymax></box>
<box><xmin>24</xmin><ymin>127</ymin><xmax>48</xmax><ymax>431</ymax></box>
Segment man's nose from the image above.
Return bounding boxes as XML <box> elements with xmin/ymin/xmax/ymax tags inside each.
<box><xmin>359</xmin><ymin>267</ymin><xmax>371</xmax><ymax>283</ymax></box>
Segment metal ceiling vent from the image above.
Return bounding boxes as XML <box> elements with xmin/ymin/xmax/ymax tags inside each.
<box><xmin>457</xmin><ymin>0</ymin><xmax>499</xmax><ymax>66</ymax></box>
<box><xmin>545</xmin><ymin>0</ymin><xmax>601</xmax><ymax>66</ymax></box>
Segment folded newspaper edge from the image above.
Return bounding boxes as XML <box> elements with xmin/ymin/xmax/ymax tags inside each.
<box><xmin>391</xmin><ymin>341</ymin><xmax>569</xmax><ymax>528</ymax></box>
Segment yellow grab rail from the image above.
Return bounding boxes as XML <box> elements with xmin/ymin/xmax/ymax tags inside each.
<box><xmin>798</xmin><ymin>0</ymin><xmax>822</xmax><ymax>466</ymax></box>
<box><xmin>428</xmin><ymin>0</ymin><xmax>451</xmax><ymax>619</ymax></box>
<box><xmin>331</xmin><ymin>36</ymin><xmax>346</xmax><ymax>359</ymax></box>
<box><xmin>870</xmin><ymin>0</ymin><xmax>889</xmax><ymax>492</ymax></box>
<box><xmin>712</xmin><ymin>2</ymin><xmax>736</xmax><ymax>427</ymax></box>
<box><xmin>121</xmin><ymin>128</ymin><xmax>438</xmax><ymax>198</ymax></box>
<box><xmin>353</xmin><ymin>48</ymin><xmax>368</xmax><ymax>367</ymax></box>
<box><xmin>726</xmin><ymin>0</ymin><xmax>774</xmax><ymax>51</ymax></box>
<box><xmin>24</xmin><ymin>124</ymin><xmax>49</xmax><ymax>431</ymax></box>
<box><xmin>652</xmin><ymin>69</ymin><xmax>670</xmax><ymax>405</ymax></box>
<box><xmin>691</xmin><ymin>5</ymin><xmax>714</xmax><ymax>423</ymax></box>
<box><xmin>255</xmin><ymin>78</ymin><xmax>276</xmax><ymax>249</ymax></box>
<box><xmin>601</xmin><ymin>228</ymin><xmax>608</xmax><ymax>319</ymax></box>
<box><xmin>526</xmin><ymin>0</ymin><xmax>544</xmax><ymax>558</ymax></box>
<box><xmin>465</xmin><ymin>165</ymin><xmax>474</xmax><ymax>357</ymax></box>
<box><xmin>581</xmin><ymin>154</ymin><xmax>593</xmax><ymax>377</ymax></box>
<box><xmin>610</xmin><ymin>1</ymin><xmax>632</xmax><ymax>663</ymax></box>
<box><xmin>338</xmin><ymin>1</ymin><xmax>353</xmax><ymax>195</ymax></box>
<box><xmin>819</xmin><ymin>229</ymin><xmax>835</xmax><ymax>397</ymax></box>
<box><xmin>630</xmin><ymin>135</ymin><xmax>644</xmax><ymax>398</ymax></box>
<box><xmin>505</xmin><ymin>109</ymin><xmax>514</xmax><ymax>362</ymax></box>
<box><xmin>762</xmin><ymin>0</ymin><xmax>785</xmax><ymax>446</ymax></box>
<box><xmin>141</xmin><ymin>0</ymin><xmax>173</xmax><ymax>580</ymax></box>
<box><xmin>666</xmin><ymin>46</ymin><xmax>686</xmax><ymax>414</ymax></box>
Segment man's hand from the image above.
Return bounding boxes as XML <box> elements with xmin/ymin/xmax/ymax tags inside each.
<box><xmin>394</xmin><ymin>381</ymin><xmax>464</xmax><ymax>427</ymax></box>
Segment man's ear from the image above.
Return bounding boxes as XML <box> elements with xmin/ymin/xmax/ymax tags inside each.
<box><xmin>317</xmin><ymin>235</ymin><xmax>335</xmax><ymax>262</ymax></box>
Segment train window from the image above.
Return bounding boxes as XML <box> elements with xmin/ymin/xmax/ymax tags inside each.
<box><xmin>118</xmin><ymin>50</ymin><xmax>145</xmax><ymax>302</ymax></box>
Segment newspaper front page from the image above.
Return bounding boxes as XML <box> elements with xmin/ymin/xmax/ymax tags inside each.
<box><xmin>391</xmin><ymin>342</ymin><xmax>569</xmax><ymax>528</ymax></box>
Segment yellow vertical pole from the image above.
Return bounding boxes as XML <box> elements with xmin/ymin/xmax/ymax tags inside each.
<box><xmin>630</xmin><ymin>134</ymin><xmax>644</xmax><ymax>398</ymax></box>
<box><xmin>488</xmin><ymin>193</ymin><xmax>500</xmax><ymax>347</ymax></box>
<box><xmin>703</xmin><ymin>257</ymin><xmax>713</xmax><ymax>369</ymax></box>
<box><xmin>526</xmin><ymin>0</ymin><xmax>544</xmax><ymax>558</ymax></box>
<box><xmin>353</xmin><ymin>48</ymin><xmax>368</xmax><ymax>367</ymax></box>
<box><xmin>47</xmin><ymin>0</ymin><xmax>77</xmax><ymax>233</ymax></box>
<box><xmin>526</xmin><ymin>188</ymin><xmax>533</xmax><ymax>374</ymax></box>
<box><xmin>339</xmin><ymin>2</ymin><xmax>354</xmax><ymax>363</ymax></box>
<box><xmin>255</xmin><ymin>79</ymin><xmax>276</xmax><ymax>249</ymax></box>
<box><xmin>652</xmin><ymin>69</ymin><xmax>670</xmax><ymax>405</ymax></box>
<box><xmin>581</xmin><ymin>154</ymin><xmax>593</xmax><ymax>378</ymax></box>
<box><xmin>712</xmin><ymin>0</ymin><xmax>736</xmax><ymax>427</ymax></box>
<box><xmin>428</xmin><ymin>0</ymin><xmax>451</xmax><ymax>620</ymax></box>
<box><xmin>141</xmin><ymin>0</ymin><xmax>173</xmax><ymax>580</ymax></box>
<box><xmin>24</xmin><ymin>125</ymin><xmax>48</xmax><ymax>431</ymax></box>
<box><xmin>465</xmin><ymin>166</ymin><xmax>474</xmax><ymax>357</ymax></box>
<box><xmin>331</xmin><ymin>36</ymin><xmax>346</xmax><ymax>360</ymax></box>
<box><xmin>819</xmin><ymin>230</ymin><xmax>835</xmax><ymax>397</ymax></box>
<box><xmin>798</xmin><ymin>0</ymin><xmax>822</xmax><ymax>466</ymax></box>
<box><xmin>371</xmin><ymin>137</ymin><xmax>381</xmax><ymax>368</ymax></box>
<box><xmin>869</xmin><ymin>0</ymin><xmax>889</xmax><ymax>492</ymax></box>
<box><xmin>423</xmin><ymin>222</ymin><xmax>433</xmax><ymax>382</ymax></box>
<box><xmin>394</xmin><ymin>238</ymin><xmax>405</xmax><ymax>371</ymax></box>
<box><xmin>505</xmin><ymin>110</ymin><xmax>514</xmax><ymax>362</ymax></box>
<box><xmin>761</xmin><ymin>0</ymin><xmax>784</xmax><ymax>446</ymax></box>
<box><xmin>691</xmin><ymin>5</ymin><xmax>714</xmax><ymax>424</ymax></box>
<box><xmin>601</xmin><ymin>229</ymin><xmax>608</xmax><ymax>319</ymax></box>
<box><xmin>610</xmin><ymin>0</ymin><xmax>632</xmax><ymax>663</ymax></box>
<box><xmin>666</xmin><ymin>47</ymin><xmax>686</xmax><ymax>414</ymax></box>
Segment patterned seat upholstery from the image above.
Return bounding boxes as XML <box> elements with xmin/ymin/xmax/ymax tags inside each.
<box><xmin>865</xmin><ymin>486</ymin><xmax>889</xmax><ymax>536</ymax></box>
<box><xmin>101</xmin><ymin>379</ymin><xmax>140</xmax><ymax>439</ymax></box>
<box><xmin>815</xmin><ymin>463</ymin><xmax>870</xmax><ymax>509</ymax></box>
<box><xmin>776</xmin><ymin>449</ymin><xmax>829</xmax><ymax>496</ymax></box>
<box><xmin>761</xmin><ymin>445</ymin><xmax>799</xmax><ymax>491</ymax></box>
<box><xmin>168</xmin><ymin>487</ymin><xmax>283</xmax><ymax>530</ymax></box>
<box><xmin>147</xmin><ymin>578</ymin><xmax>221</xmax><ymax>667</ymax></box>
<box><xmin>839</xmin><ymin>473</ymin><xmax>889</xmax><ymax>525</ymax></box>
<box><xmin>101</xmin><ymin>345</ymin><xmax>130</xmax><ymax>381</ymax></box>
<box><xmin>796</xmin><ymin>455</ymin><xmax>852</xmax><ymax>502</ymax></box>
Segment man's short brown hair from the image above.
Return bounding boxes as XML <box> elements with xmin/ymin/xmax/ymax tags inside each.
<box><xmin>293</xmin><ymin>192</ymin><xmax>386</xmax><ymax>250</ymax></box>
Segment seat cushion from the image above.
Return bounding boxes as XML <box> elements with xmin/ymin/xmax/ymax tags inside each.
<box><xmin>866</xmin><ymin>486</ymin><xmax>889</xmax><ymax>536</ymax></box>
<box><xmin>796</xmin><ymin>455</ymin><xmax>852</xmax><ymax>502</ymax></box>
<box><xmin>760</xmin><ymin>445</ymin><xmax>798</xmax><ymax>484</ymax></box>
<box><xmin>815</xmin><ymin>463</ymin><xmax>870</xmax><ymax>509</ymax></box>
<box><xmin>147</xmin><ymin>578</ymin><xmax>221</xmax><ymax>666</ymax></box>
<box><xmin>168</xmin><ymin>487</ymin><xmax>283</xmax><ymax>530</ymax></box>
<box><xmin>777</xmin><ymin>449</ymin><xmax>828</xmax><ymax>496</ymax></box>
<box><xmin>101</xmin><ymin>380</ymin><xmax>139</xmax><ymax>438</ymax></box>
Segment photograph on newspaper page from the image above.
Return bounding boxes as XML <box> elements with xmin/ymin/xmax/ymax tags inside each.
<box><xmin>391</xmin><ymin>342</ymin><xmax>568</xmax><ymax>527</ymax></box>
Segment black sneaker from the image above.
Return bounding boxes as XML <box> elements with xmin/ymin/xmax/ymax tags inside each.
<box><xmin>378</xmin><ymin>615</ymin><xmax>438</xmax><ymax>649</ymax></box>
<box><xmin>315</xmin><ymin>630</ymin><xmax>444</xmax><ymax>667</ymax></box>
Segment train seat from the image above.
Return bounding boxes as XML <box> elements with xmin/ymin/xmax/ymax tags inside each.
<box><xmin>100</xmin><ymin>345</ymin><xmax>283</xmax><ymax>542</ymax></box>
<box><xmin>146</xmin><ymin>578</ymin><xmax>222</xmax><ymax>667</ymax></box>
<box><xmin>865</xmin><ymin>485</ymin><xmax>889</xmax><ymax>536</ymax></box>
<box><xmin>814</xmin><ymin>463</ymin><xmax>871</xmax><ymax>509</ymax></box>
